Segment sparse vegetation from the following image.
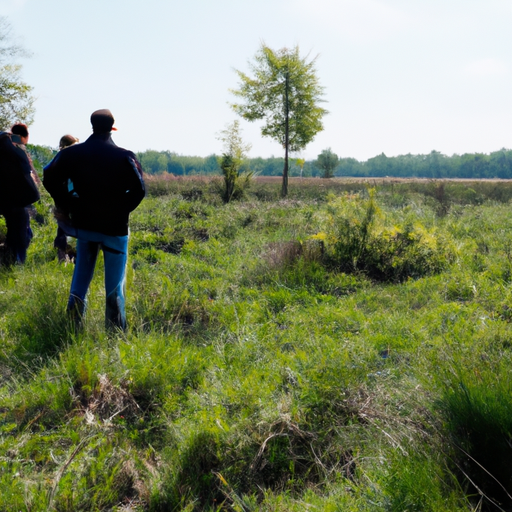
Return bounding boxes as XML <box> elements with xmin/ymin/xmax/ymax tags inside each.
<box><xmin>216</xmin><ymin>120</ymin><xmax>253</xmax><ymax>203</ymax></box>
<box><xmin>1</xmin><ymin>176</ymin><xmax>512</xmax><ymax>510</ymax></box>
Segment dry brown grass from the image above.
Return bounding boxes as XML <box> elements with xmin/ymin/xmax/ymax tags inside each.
<box><xmin>146</xmin><ymin>174</ymin><xmax>510</xmax><ymax>184</ymax></box>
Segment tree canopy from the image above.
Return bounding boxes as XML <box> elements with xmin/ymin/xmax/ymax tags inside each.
<box><xmin>231</xmin><ymin>43</ymin><xmax>327</xmax><ymax>196</ymax></box>
<box><xmin>315</xmin><ymin>148</ymin><xmax>339</xmax><ymax>178</ymax></box>
<box><xmin>0</xmin><ymin>17</ymin><xmax>35</xmax><ymax>130</ymax></box>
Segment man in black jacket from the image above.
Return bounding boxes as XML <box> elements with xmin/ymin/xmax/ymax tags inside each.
<box><xmin>0</xmin><ymin>124</ymin><xmax>40</xmax><ymax>265</ymax></box>
<box><xmin>44</xmin><ymin>109</ymin><xmax>145</xmax><ymax>331</ymax></box>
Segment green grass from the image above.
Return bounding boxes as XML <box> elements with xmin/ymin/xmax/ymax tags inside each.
<box><xmin>1</xmin><ymin>178</ymin><xmax>512</xmax><ymax>510</ymax></box>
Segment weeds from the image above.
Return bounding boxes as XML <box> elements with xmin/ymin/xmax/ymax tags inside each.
<box><xmin>321</xmin><ymin>189</ymin><xmax>454</xmax><ymax>282</ymax></box>
<box><xmin>2</xmin><ymin>177</ymin><xmax>512</xmax><ymax>510</ymax></box>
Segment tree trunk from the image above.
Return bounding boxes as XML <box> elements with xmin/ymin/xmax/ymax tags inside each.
<box><xmin>281</xmin><ymin>72</ymin><xmax>290</xmax><ymax>198</ymax></box>
<box><xmin>282</xmin><ymin>144</ymin><xmax>289</xmax><ymax>197</ymax></box>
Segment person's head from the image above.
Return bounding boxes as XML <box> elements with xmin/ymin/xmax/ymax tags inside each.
<box><xmin>90</xmin><ymin>109</ymin><xmax>117</xmax><ymax>134</ymax></box>
<box><xmin>59</xmin><ymin>134</ymin><xmax>79</xmax><ymax>150</ymax></box>
<box><xmin>11</xmin><ymin>123</ymin><xmax>29</xmax><ymax>144</ymax></box>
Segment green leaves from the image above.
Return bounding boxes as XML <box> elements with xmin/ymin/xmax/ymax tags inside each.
<box><xmin>231</xmin><ymin>43</ymin><xmax>327</xmax><ymax>196</ymax></box>
<box><xmin>232</xmin><ymin>44</ymin><xmax>327</xmax><ymax>152</ymax></box>
<box><xmin>323</xmin><ymin>190</ymin><xmax>454</xmax><ymax>282</ymax></box>
<box><xmin>217</xmin><ymin>120</ymin><xmax>253</xmax><ymax>203</ymax></box>
<box><xmin>0</xmin><ymin>17</ymin><xmax>35</xmax><ymax>129</ymax></box>
<box><xmin>315</xmin><ymin>148</ymin><xmax>339</xmax><ymax>179</ymax></box>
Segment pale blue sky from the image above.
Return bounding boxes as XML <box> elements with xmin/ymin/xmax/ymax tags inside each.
<box><xmin>3</xmin><ymin>0</ymin><xmax>512</xmax><ymax>161</ymax></box>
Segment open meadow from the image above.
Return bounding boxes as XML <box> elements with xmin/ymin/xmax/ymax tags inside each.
<box><xmin>2</xmin><ymin>176</ymin><xmax>512</xmax><ymax>511</ymax></box>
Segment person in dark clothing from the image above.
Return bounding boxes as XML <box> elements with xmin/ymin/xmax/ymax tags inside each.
<box><xmin>47</xmin><ymin>134</ymin><xmax>79</xmax><ymax>262</ymax></box>
<box><xmin>2</xmin><ymin>206</ymin><xmax>32</xmax><ymax>264</ymax></box>
<box><xmin>0</xmin><ymin>123</ymin><xmax>39</xmax><ymax>265</ymax></box>
<box><xmin>43</xmin><ymin>110</ymin><xmax>145</xmax><ymax>331</ymax></box>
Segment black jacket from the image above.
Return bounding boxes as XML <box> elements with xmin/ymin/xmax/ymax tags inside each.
<box><xmin>43</xmin><ymin>133</ymin><xmax>145</xmax><ymax>236</ymax></box>
<box><xmin>0</xmin><ymin>132</ymin><xmax>40</xmax><ymax>211</ymax></box>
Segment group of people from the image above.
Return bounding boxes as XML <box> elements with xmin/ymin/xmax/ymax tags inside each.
<box><xmin>0</xmin><ymin>109</ymin><xmax>146</xmax><ymax>331</ymax></box>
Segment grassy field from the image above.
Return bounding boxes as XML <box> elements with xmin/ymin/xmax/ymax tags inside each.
<box><xmin>2</xmin><ymin>176</ymin><xmax>512</xmax><ymax>511</ymax></box>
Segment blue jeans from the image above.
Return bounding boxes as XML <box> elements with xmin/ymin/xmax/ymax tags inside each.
<box><xmin>66</xmin><ymin>230</ymin><xmax>129</xmax><ymax>331</ymax></box>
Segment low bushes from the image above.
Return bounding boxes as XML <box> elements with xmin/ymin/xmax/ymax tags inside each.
<box><xmin>315</xmin><ymin>189</ymin><xmax>455</xmax><ymax>282</ymax></box>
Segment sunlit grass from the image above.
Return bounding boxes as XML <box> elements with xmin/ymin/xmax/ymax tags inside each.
<box><xmin>1</xmin><ymin>178</ymin><xmax>511</xmax><ymax>510</ymax></box>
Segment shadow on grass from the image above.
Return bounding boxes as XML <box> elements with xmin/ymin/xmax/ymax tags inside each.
<box><xmin>437</xmin><ymin>372</ymin><xmax>512</xmax><ymax>511</ymax></box>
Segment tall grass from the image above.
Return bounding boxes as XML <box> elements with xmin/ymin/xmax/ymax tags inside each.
<box><xmin>1</xmin><ymin>177</ymin><xmax>512</xmax><ymax>510</ymax></box>
<box><xmin>432</xmin><ymin>350</ymin><xmax>512</xmax><ymax>511</ymax></box>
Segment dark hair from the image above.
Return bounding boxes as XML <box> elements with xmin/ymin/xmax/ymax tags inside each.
<box><xmin>90</xmin><ymin>109</ymin><xmax>115</xmax><ymax>133</ymax></box>
<box><xmin>11</xmin><ymin>123</ymin><xmax>29</xmax><ymax>138</ymax></box>
<box><xmin>59</xmin><ymin>134</ymin><xmax>79</xmax><ymax>149</ymax></box>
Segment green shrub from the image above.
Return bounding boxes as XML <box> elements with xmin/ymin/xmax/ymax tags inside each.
<box><xmin>216</xmin><ymin>154</ymin><xmax>254</xmax><ymax>203</ymax></box>
<box><xmin>320</xmin><ymin>189</ymin><xmax>454</xmax><ymax>282</ymax></box>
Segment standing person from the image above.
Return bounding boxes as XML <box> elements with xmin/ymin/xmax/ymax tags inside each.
<box><xmin>43</xmin><ymin>109</ymin><xmax>145</xmax><ymax>331</ymax></box>
<box><xmin>0</xmin><ymin>123</ymin><xmax>40</xmax><ymax>265</ymax></box>
<box><xmin>45</xmin><ymin>134</ymin><xmax>79</xmax><ymax>262</ymax></box>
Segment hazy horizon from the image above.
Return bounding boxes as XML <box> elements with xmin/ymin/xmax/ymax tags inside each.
<box><xmin>3</xmin><ymin>0</ymin><xmax>512</xmax><ymax>161</ymax></box>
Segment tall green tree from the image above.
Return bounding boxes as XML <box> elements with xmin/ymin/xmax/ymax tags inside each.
<box><xmin>231</xmin><ymin>43</ymin><xmax>327</xmax><ymax>197</ymax></box>
<box><xmin>0</xmin><ymin>17</ymin><xmax>35</xmax><ymax>130</ymax></box>
<box><xmin>315</xmin><ymin>148</ymin><xmax>338</xmax><ymax>178</ymax></box>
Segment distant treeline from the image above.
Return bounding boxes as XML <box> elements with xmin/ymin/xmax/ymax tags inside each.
<box><xmin>136</xmin><ymin>148</ymin><xmax>512</xmax><ymax>179</ymax></box>
<box><xmin>135</xmin><ymin>150</ymin><xmax>294</xmax><ymax>177</ymax></box>
<box><xmin>26</xmin><ymin>145</ymin><xmax>512</xmax><ymax>180</ymax></box>
<box><xmin>337</xmin><ymin>150</ymin><xmax>512</xmax><ymax>179</ymax></box>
